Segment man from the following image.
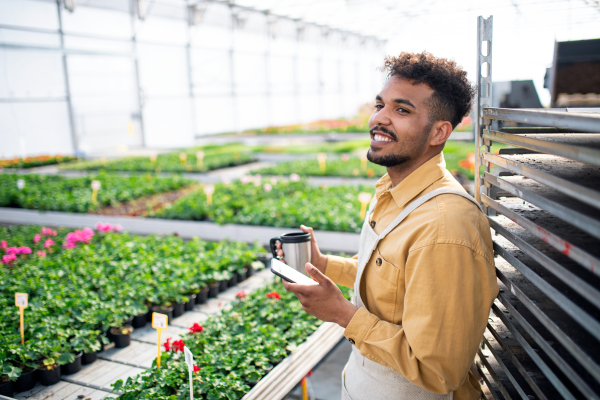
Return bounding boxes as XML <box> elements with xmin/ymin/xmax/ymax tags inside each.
<box><xmin>280</xmin><ymin>52</ymin><xmax>498</xmax><ymax>400</ymax></box>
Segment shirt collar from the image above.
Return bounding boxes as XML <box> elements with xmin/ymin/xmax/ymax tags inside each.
<box><xmin>374</xmin><ymin>152</ymin><xmax>447</xmax><ymax>209</ymax></box>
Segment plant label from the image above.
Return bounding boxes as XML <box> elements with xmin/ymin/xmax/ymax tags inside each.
<box><xmin>152</xmin><ymin>313</ymin><xmax>168</xmax><ymax>330</ymax></box>
<box><xmin>16</xmin><ymin>179</ymin><xmax>25</xmax><ymax>190</ymax></box>
<box><xmin>184</xmin><ymin>346</ymin><xmax>194</xmax><ymax>369</ymax></box>
<box><xmin>184</xmin><ymin>346</ymin><xmax>194</xmax><ymax>400</ymax></box>
<box><xmin>91</xmin><ymin>180</ymin><xmax>101</xmax><ymax>191</ymax></box>
<box><xmin>15</xmin><ymin>293</ymin><xmax>28</xmax><ymax>308</ymax></box>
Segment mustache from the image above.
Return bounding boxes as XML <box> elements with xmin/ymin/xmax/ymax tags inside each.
<box><xmin>370</xmin><ymin>126</ymin><xmax>397</xmax><ymax>141</ymax></box>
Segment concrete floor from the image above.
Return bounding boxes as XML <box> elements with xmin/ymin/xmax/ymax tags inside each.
<box><xmin>283</xmin><ymin>339</ymin><xmax>352</xmax><ymax>400</ymax></box>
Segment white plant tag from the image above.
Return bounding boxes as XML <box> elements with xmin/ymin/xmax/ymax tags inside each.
<box><xmin>184</xmin><ymin>346</ymin><xmax>194</xmax><ymax>400</ymax></box>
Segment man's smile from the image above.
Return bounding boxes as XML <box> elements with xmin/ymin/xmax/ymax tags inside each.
<box><xmin>370</xmin><ymin>126</ymin><xmax>397</xmax><ymax>146</ymax></box>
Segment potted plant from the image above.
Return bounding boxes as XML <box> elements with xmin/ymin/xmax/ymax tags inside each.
<box><xmin>35</xmin><ymin>339</ymin><xmax>74</xmax><ymax>386</ymax></box>
<box><xmin>0</xmin><ymin>364</ymin><xmax>21</xmax><ymax>397</ymax></box>
<box><xmin>68</xmin><ymin>329</ymin><xmax>106</xmax><ymax>366</ymax></box>
<box><xmin>105</xmin><ymin>310</ymin><xmax>134</xmax><ymax>348</ymax></box>
<box><xmin>8</xmin><ymin>343</ymin><xmax>38</xmax><ymax>393</ymax></box>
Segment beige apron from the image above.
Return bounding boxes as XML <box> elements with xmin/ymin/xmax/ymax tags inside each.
<box><xmin>341</xmin><ymin>187</ymin><xmax>481</xmax><ymax>400</ymax></box>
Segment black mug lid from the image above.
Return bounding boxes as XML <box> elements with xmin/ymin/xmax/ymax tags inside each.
<box><xmin>279</xmin><ymin>232</ymin><xmax>311</xmax><ymax>243</ymax></box>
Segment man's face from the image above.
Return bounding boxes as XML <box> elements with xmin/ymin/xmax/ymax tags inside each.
<box><xmin>367</xmin><ymin>76</ymin><xmax>435</xmax><ymax>167</ymax></box>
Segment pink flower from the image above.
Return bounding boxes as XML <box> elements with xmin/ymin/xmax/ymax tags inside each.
<box><xmin>2</xmin><ymin>254</ymin><xmax>17</xmax><ymax>265</ymax></box>
<box><xmin>33</xmin><ymin>234</ymin><xmax>41</xmax><ymax>243</ymax></box>
<box><xmin>1</xmin><ymin>240</ymin><xmax>7</xmax><ymax>250</ymax></box>
<box><xmin>43</xmin><ymin>239</ymin><xmax>54</xmax><ymax>249</ymax></box>
<box><xmin>18</xmin><ymin>247</ymin><xmax>32</xmax><ymax>255</ymax></box>
<box><xmin>96</xmin><ymin>222</ymin><xmax>115</xmax><ymax>232</ymax></box>
<box><xmin>41</xmin><ymin>227</ymin><xmax>56</xmax><ymax>236</ymax></box>
<box><xmin>63</xmin><ymin>227</ymin><xmax>94</xmax><ymax>249</ymax></box>
<box><xmin>5</xmin><ymin>247</ymin><xmax>18</xmax><ymax>255</ymax></box>
<box><xmin>37</xmin><ymin>251</ymin><xmax>46</xmax><ymax>257</ymax></box>
<box><xmin>114</xmin><ymin>224</ymin><xmax>123</xmax><ymax>232</ymax></box>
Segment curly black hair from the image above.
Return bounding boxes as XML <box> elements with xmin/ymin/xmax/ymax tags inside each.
<box><xmin>383</xmin><ymin>52</ymin><xmax>474</xmax><ymax>129</ymax></box>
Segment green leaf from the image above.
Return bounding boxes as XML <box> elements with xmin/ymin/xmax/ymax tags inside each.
<box><xmin>57</xmin><ymin>352</ymin><xmax>75</xmax><ymax>365</ymax></box>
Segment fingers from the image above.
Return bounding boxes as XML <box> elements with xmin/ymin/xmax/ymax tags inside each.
<box><xmin>276</xmin><ymin>249</ymin><xmax>284</xmax><ymax>258</ymax></box>
<box><xmin>305</xmin><ymin>263</ymin><xmax>330</xmax><ymax>285</ymax></box>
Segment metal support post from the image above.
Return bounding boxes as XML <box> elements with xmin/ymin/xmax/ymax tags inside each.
<box><xmin>265</xmin><ymin>14</ymin><xmax>274</xmax><ymax>128</ymax></box>
<box><xmin>186</xmin><ymin>13</ymin><xmax>197</xmax><ymax>139</ymax></box>
<box><xmin>474</xmin><ymin>15</ymin><xmax>493</xmax><ymax>206</ymax></box>
<box><xmin>229</xmin><ymin>5</ymin><xmax>239</xmax><ymax>133</ymax></box>
<box><xmin>56</xmin><ymin>0</ymin><xmax>78</xmax><ymax>155</ymax></box>
<box><xmin>130</xmin><ymin>2</ymin><xmax>146</xmax><ymax>147</ymax></box>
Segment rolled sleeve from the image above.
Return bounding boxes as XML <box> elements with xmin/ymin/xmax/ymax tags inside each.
<box><xmin>325</xmin><ymin>254</ymin><xmax>358</xmax><ymax>288</ymax></box>
<box><xmin>344</xmin><ymin>306</ymin><xmax>379</xmax><ymax>347</ymax></box>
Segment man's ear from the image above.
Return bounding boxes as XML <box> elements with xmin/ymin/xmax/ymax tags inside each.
<box><xmin>429</xmin><ymin>120</ymin><xmax>453</xmax><ymax>146</ymax></box>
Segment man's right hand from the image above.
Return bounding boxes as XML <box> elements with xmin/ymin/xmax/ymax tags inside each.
<box><xmin>275</xmin><ymin>225</ymin><xmax>328</xmax><ymax>275</ymax></box>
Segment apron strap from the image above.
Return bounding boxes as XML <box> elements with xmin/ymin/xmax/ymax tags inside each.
<box><xmin>378</xmin><ymin>188</ymin><xmax>481</xmax><ymax>240</ymax></box>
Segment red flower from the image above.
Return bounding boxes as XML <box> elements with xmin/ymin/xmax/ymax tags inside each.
<box><xmin>172</xmin><ymin>339</ymin><xmax>185</xmax><ymax>352</ymax></box>
<box><xmin>306</xmin><ymin>370</ymin><xmax>313</xmax><ymax>376</ymax></box>
<box><xmin>236</xmin><ymin>290</ymin><xmax>246</xmax><ymax>300</ymax></box>
<box><xmin>164</xmin><ymin>337</ymin><xmax>172</xmax><ymax>351</ymax></box>
<box><xmin>266</xmin><ymin>291</ymin><xmax>281</xmax><ymax>301</ymax></box>
<box><xmin>193</xmin><ymin>365</ymin><xmax>201</xmax><ymax>373</ymax></box>
<box><xmin>189</xmin><ymin>323</ymin><xmax>204</xmax><ymax>334</ymax></box>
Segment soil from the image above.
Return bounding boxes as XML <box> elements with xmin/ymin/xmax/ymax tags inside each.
<box><xmin>110</xmin><ymin>327</ymin><xmax>133</xmax><ymax>335</ymax></box>
<box><xmin>92</xmin><ymin>184</ymin><xmax>200</xmax><ymax>217</ymax></box>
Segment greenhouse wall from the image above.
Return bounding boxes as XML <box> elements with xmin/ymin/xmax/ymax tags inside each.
<box><xmin>0</xmin><ymin>0</ymin><xmax>385</xmax><ymax>158</ymax></box>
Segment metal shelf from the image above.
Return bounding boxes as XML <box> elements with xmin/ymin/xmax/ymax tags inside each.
<box><xmin>483</xmin><ymin>195</ymin><xmax>600</xmax><ymax>275</ymax></box>
<box><xmin>475</xmin><ymin>15</ymin><xmax>600</xmax><ymax>400</ymax></box>
<box><xmin>483</xmin><ymin>131</ymin><xmax>600</xmax><ymax>167</ymax></box>
<box><xmin>482</xmin><ymin>108</ymin><xmax>600</xmax><ymax>133</ymax></box>
<box><xmin>484</xmin><ymin>173</ymin><xmax>600</xmax><ymax>241</ymax></box>
<box><xmin>482</xmin><ymin>153</ymin><xmax>600</xmax><ymax>209</ymax></box>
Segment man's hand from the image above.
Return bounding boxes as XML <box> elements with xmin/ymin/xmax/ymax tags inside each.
<box><xmin>282</xmin><ymin>262</ymin><xmax>358</xmax><ymax>328</ymax></box>
<box><xmin>276</xmin><ymin>225</ymin><xmax>329</xmax><ymax>274</ymax></box>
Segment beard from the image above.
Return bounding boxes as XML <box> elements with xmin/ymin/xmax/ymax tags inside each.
<box><xmin>367</xmin><ymin>121</ymin><xmax>433</xmax><ymax>167</ymax></box>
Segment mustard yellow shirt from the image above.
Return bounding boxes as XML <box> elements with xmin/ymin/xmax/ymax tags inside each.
<box><xmin>326</xmin><ymin>153</ymin><xmax>498</xmax><ymax>400</ymax></box>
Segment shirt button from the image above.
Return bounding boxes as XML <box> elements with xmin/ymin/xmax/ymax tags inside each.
<box><xmin>348</xmin><ymin>338</ymin><xmax>355</xmax><ymax>345</ymax></box>
<box><xmin>370</xmin><ymin>221</ymin><xmax>376</xmax><ymax>228</ymax></box>
<box><xmin>376</xmin><ymin>258</ymin><xmax>382</xmax><ymax>266</ymax></box>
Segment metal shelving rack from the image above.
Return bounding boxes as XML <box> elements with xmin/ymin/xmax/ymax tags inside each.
<box><xmin>474</xmin><ymin>16</ymin><xmax>600</xmax><ymax>400</ymax></box>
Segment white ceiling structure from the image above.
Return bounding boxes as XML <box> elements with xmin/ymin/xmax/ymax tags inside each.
<box><xmin>227</xmin><ymin>0</ymin><xmax>600</xmax><ymax>105</ymax></box>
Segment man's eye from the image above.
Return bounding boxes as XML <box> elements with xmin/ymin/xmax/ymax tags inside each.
<box><xmin>374</xmin><ymin>104</ymin><xmax>383</xmax><ymax>110</ymax></box>
<box><xmin>397</xmin><ymin>108</ymin><xmax>409</xmax><ymax>113</ymax></box>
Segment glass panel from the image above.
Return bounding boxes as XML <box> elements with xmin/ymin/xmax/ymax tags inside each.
<box><xmin>136</xmin><ymin>16</ymin><xmax>187</xmax><ymax>45</ymax></box>
<box><xmin>191</xmin><ymin>48</ymin><xmax>231</xmax><ymax>96</ymax></box>
<box><xmin>0</xmin><ymin>102</ymin><xmax>72</xmax><ymax>158</ymax></box>
<box><xmin>0</xmin><ymin>0</ymin><xmax>59</xmax><ymax>30</ymax></box>
<box><xmin>143</xmin><ymin>97</ymin><xmax>194</xmax><ymax>148</ymax></box>
<box><xmin>234</xmin><ymin>52</ymin><xmax>267</xmax><ymax>95</ymax></box>
<box><xmin>61</xmin><ymin>5</ymin><xmax>131</xmax><ymax>39</ymax></box>
<box><xmin>0</xmin><ymin>49</ymin><xmax>65</xmax><ymax>98</ymax></box>
<box><xmin>237</xmin><ymin>95</ymin><xmax>268</xmax><ymax>131</ymax></box>
<box><xmin>194</xmin><ymin>96</ymin><xmax>235</xmax><ymax>135</ymax></box>
<box><xmin>269</xmin><ymin>55</ymin><xmax>295</xmax><ymax>95</ymax></box>
<box><xmin>137</xmin><ymin>44</ymin><xmax>189</xmax><ymax>96</ymax></box>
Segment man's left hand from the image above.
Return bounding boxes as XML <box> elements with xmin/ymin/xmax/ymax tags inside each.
<box><xmin>282</xmin><ymin>263</ymin><xmax>358</xmax><ymax>328</ymax></box>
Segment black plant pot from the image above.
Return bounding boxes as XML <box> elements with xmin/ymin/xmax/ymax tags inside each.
<box><xmin>246</xmin><ymin>265</ymin><xmax>255</xmax><ymax>277</ymax></box>
<box><xmin>184</xmin><ymin>294</ymin><xmax>197</xmax><ymax>311</ymax></box>
<box><xmin>0</xmin><ymin>380</ymin><xmax>13</xmax><ymax>397</ymax></box>
<box><xmin>39</xmin><ymin>365</ymin><xmax>61</xmax><ymax>386</ymax></box>
<box><xmin>228</xmin><ymin>275</ymin><xmax>238</xmax><ymax>287</ymax></box>
<box><xmin>236</xmin><ymin>270</ymin><xmax>247</xmax><ymax>282</ymax></box>
<box><xmin>219</xmin><ymin>280</ymin><xmax>228</xmax><ymax>292</ymax></box>
<box><xmin>173</xmin><ymin>302</ymin><xmax>185</xmax><ymax>318</ymax></box>
<box><xmin>110</xmin><ymin>325</ymin><xmax>133</xmax><ymax>348</ymax></box>
<box><xmin>197</xmin><ymin>287</ymin><xmax>208</xmax><ymax>304</ymax></box>
<box><xmin>208</xmin><ymin>283</ymin><xmax>219</xmax><ymax>298</ymax></box>
<box><xmin>61</xmin><ymin>352</ymin><xmax>82</xmax><ymax>375</ymax></box>
<box><xmin>15</xmin><ymin>368</ymin><xmax>37</xmax><ymax>393</ymax></box>
<box><xmin>82</xmin><ymin>351</ymin><xmax>97</xmax><ymax>365</ymax></box>
<box><xmin>132</xmin><ymin>311</ymin><xmax>148</xmax><ymax>328</ymax></box>
<box><xmin>151</xmin><ymin>306</ymin><xmax>173</xmax><ymax>324</ymax></box>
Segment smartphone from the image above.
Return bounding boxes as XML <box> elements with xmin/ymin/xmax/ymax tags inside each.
<box><xmin>271</xmin><ymin>258</ymin><xmax>318</xmax><ymax>285</ymax></box>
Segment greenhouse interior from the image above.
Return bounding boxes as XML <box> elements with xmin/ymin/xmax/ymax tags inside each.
<box><xmin>1</xmin><ymin>0</ymin><xmax>600</xmax><ymax>399</ymax></box>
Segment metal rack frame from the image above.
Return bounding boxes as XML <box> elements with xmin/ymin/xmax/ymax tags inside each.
<box><xmin>474</xmin><ymin>16</ymin><xmax>600</xmax><ymax>400</ymax></box>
